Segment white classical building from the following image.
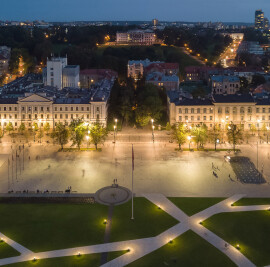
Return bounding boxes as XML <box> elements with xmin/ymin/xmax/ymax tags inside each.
<box><xmin>43</xmin><ymin>57</ymin><xmax>80</xmax><ymax>90</ymax></box>
<box><xmin>168</xmin><ymin>92</ymin><xmax>270</xmax><ymax>131</ymax></box>
<box><xmin>116</xmin><ymin>30</ymin><xmax>157</xmax><ymax>45</ymax></box>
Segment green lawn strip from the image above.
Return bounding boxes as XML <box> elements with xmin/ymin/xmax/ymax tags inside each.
<box><xmin>0</xmin><ymin>241</ymin><xmax>20</xmax><ymax>259</ymax></box>
<box><xmin>0</xmin><ymin>203</ymin><xmax>108</xmax><ymax>252</ymax></box>
<box><xmin>169</xmin><ymin>198</ymin><xmax>225</xmax><ymax>216</ymax></box>
<box><xmin>233</xmin><ymin>198</ymin><xmax>270</xmax><ymax>206</ymax></box>
<box><xmin>175</xmin><ymin>148</ymin><xmax>240</xmax><ymax>152</ymax></box>
<box><xmin>7</xmin><ymin>251</ymin><xmax>124</xmax><ymax>267</ymax></box>
<box><xmin>204</xmin><ymin>211</ymin><xmax>270</xmax><ymax>266</ymax></box>
<box><xmin>128</xmin><ymin>230</ymin><xmax>236</xmax><ymax>267</ymax></box>
<box><xmin>110</xmin><ymin>198</ymin><xmax>178</xmax><ymax>242</ymax></box>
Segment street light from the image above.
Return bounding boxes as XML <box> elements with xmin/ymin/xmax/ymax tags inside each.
<box><xmin>257</xmin><ymin>119</ymin><xmax>261</xmax><ymax>143</ymax></box>
<box><xmin>187</xmin><ymin>135</ymin><xmax>191</xmax><ymax>150</ymax></box>
<box><xmin>152</xmin><ymin>125</ymin><xmax>155</xmax><ymax>143</ymax></box>
<box><xmin>39</xmin><ymin>119</ymin><xmax>42</xmax><ymax>144</ymax></box>
<box><xmin>32</xmin><ymin>125</ymin><xmax>35</xmax><ymax>142</ymax></box>
<box><xmin>113</xmin><ymin>125</ymin><xmax>116</xmax><ymax>143</ymax></box>
<box><xmin>267</xmin><ymin>127</ymin><xmax>269</xmax><ymax>144</ymax></box>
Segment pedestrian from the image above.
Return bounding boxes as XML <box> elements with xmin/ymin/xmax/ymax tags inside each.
<box><xmin>82</xmin><ymin>169</ymin><xmax>85</xmax><ymax>177</ymax></box>
<box><xmin>29</xmin><ymin>156</ymin><xmax>30</xmax><ymax>161</ymax></box>
<box><xmin>212</xmin><ymin>162</ymin><xmax>214</xmax><ymax>169</ymax></box>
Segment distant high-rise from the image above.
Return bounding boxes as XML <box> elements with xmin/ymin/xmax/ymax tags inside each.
<box><xmin>255</xmin><ymin>9</ymin><xmax>264</xmax><ymax>30</ymax></box>
<box><xmin>264</xmin><ymin>18</ymin><xmax>269</xmax><ymax>30</ymax></box>
<box><xmin>152</xmin><ymin>19</ymin><xmax>159</xmax><ymax>27</ymax></box>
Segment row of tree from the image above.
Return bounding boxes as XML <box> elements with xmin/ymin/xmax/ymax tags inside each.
<box><xmin>0</xmin><ymin>120</ymin><xmax>108</xmax><ymax>150</ymax></box>
<box><xmin>172</xmin><ymin>123</ymin><xmax>243</xmax><ymax>151</ymax></box>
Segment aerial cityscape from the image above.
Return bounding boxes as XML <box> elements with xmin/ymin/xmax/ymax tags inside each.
<box><xmin>0</xmin><ymin>2</ymin><xmax>270</xmax><ymax>267</ymax></box>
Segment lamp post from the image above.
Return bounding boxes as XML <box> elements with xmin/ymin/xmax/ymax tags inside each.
<box><xmin>152</xmin><ymin>125</ymin><xmax>155</xmax><ymax>143</ymax></box>
<box><xmin>267</xmin><ymin>127</ymin><xmax>269</xmax><ymax>144</ymax></box>
<box><xmin>257</xmin><ymin>119</ymin><xmax>261</xmax><ymax>144</ymax></box>
<box><xmin>113</xmin><ymin>125</ymin><xmax>116</xmax><ymax>143</ymax></box>
<box><xmin>39</xmin><ymin>119</ymin><xmax>42</xmax><ymax>144</ymax></box>
<box><xmin>187</xmin><ymin>135</ymin><xmax>191</xmax><ymax>150</ymax></box>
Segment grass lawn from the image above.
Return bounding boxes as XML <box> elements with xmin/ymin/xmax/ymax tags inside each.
<box><xmin>0</xmin><ymin>203</ymin><xmax>108</xmax><ymax>252</ymax></box>
<box><xmin>128</xmin><ymin>230</ymin><xmax>236</xmax><ymax>267</ymax></box>
<box><xmin>7</xmin><ymin>251</ymin><xmax>124</xmax><ymax>267</ymax></box>
<box><xmin>110</xmin><ymin>198</ymin><xmax>178</xmax><ymax>242</ymax></box>
<box><xmin>169</xmin><ymin>198</ymin><xmax>225</xmax><ymax>216</ymax></box>
<box><xmin>233</xmin><ymin>198</ymin><xmax>270</xmax><ymax>206</ymax></box>
<box><xmin>0</xmin><ymin>241</ymin><xmax>20</xmax><ymax>259</ymax></box>
<box><xmin>204</xmin><ymin>211</ymin><xmax>270</xmax><ymax>266</ymax></box>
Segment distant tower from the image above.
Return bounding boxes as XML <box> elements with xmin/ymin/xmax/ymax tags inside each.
<box><xmin>152</xmin><ymin>19</ymin><xmax>159</xmax><ymax>27</ymax></box>
<box><xmin>255</xmin><ymin>9</ymin><xmax>264</xmax><ymax>30</ymax></box>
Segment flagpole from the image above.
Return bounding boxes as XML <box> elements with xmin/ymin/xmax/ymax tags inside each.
<box><xmin>131</xmin><ymin>144</ymin><xmax>134</xmax><ymax>220</ymax></box>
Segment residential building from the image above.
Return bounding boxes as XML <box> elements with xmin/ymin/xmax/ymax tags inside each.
<box><xmin>43</xmin><ymin>57</ymin><xmax>80</xmax><ymax>89</ymax></box>
<box><xmin>255</xmin><ymin>9</ymin><xmax>265</xmax><ymax>30</ymax></box>
<box><xmin>211</xmin><ymin>76</ymin><xmax>240</xmax><ymax>95</ymax></box>
<box><xmin>80</xmin><ymin>69</ymin><xmax>117</xmax><ymax>88</ymax></box>
<box><xmin>167</xmin><ymin>92</ymin><xmax>270</xmax><ymax>131</ymax></box>
<box><xmin>146</xmin><ymin>72</ymin><xmax>179</xmax><ymax>91</ymax></box>
<box><xmin>237</xmin><ymin>41</ymin><xmax>264</xmax><ymax>55</ymax></box>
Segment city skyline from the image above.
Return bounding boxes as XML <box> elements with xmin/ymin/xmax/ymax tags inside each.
<box><xmin>1</xmin><ymin>0</ymin><xmax>270</xmax><ymax>22</ymax></box>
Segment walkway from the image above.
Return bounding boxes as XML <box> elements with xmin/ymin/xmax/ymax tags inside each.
<box><xmin>0</xmin><ymin>194</ymin><xmax>269</xmax><ymax>266</ymax></box>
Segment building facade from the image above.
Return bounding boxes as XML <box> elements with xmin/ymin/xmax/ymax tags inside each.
<box><xmin>255</xmin><ymin>9</ymin><xmax>265</xmax><ymax>30</ymax></box>
<box><xmin>43</xmin><ymin>57</ymin><xmax>80</xmax><ymax>90</ymax></box>
<box><xmin>116</xmin><ymin>30</ymin><xmax>157</xmax><ymax>45</ymax></box>
<box><xmin>168</xmin><ymin>92</ymin><xmax>270</xmax><ymax>131</ymax></box>
<box><xmin>211</xmin><ymin>76</ymin><xmax>240</xmax><ymax>94</ymax></box>
<box><xmin>0</xmin><ymin>92</ymin><xmax>109</xmax><ymax>130</ymax></box>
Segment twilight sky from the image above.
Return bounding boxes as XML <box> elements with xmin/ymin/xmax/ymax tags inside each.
<box><xmin>1</xmin><ymin>0</ymin><xmax>270</xmax><ymax>22</ymax></box>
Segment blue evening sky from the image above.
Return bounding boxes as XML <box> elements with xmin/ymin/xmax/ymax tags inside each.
<box><xmin>1</xmin><ymin>0</ymin><xmax>270</xmax><ymax>22</ymax></box>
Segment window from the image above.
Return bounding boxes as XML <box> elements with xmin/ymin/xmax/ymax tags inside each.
<box><xmin>65</xmin><ymin>107</ymin><xmax>68</xmax><ymax>111</ymax></box>
<box><xmin>218</xmin><ymin>108</ymin><xmax>222</xmax><ymax>114</ymax></box>
<box><xmin>55</xmin><ymin>114</ymin><xmax>57</xmax><ymax>119</ymax></box>
<box><xmin>203</xmin><ymin>116</ymin><xmax>206</xmax><ymax>120</ymax></box>
<box><xmin>28</xmin><ymin>107</ymin><xmax>31</xmax><ymax>112</ymax></box>
<box><xmin>76</xmin><ymin>107</ymin><xmax>79</xmax><ymax>111</ymax></box>
<box><xmin>97</xmin><ymin>114</ymin><xmax>100</xmax><ymax>119</ymax></box>
<box><xmin>191</xmin><ymin>116</ymin><xmax>194</xmax><ymax>121</ymax></box>
<box><xmin>15</xmin><ymin>114</ymin><xmax>17</xmax><ymax>119</ymax></box>
<box><xmin>197</xmin><ymin>108</ymin><xmax>200</xmax><ymax>114</ymax></box>
<box><xmin>35</xmin><ymin>114</ymin><xmax>37</xmax><ymax>119</ymax></box>
<box><xmin>191</xmin><ymin>108</ymin><xmax>194</xmax><ymax>114</ymax></box>
<box><xmin>81</xmin><ymin>107</ymin><xmax>84</xmax><ymax>111</ymax></box>
<box><xmin>203</xmin><ymin>108</ymin><xmax>207</xmax><ymax>113</ymax></box>
<box><xmin>248</xmin><ymin>107</ymin><xmax>252</xmax><ymax>114</ymax></box>
<box><xmin>47</xmin><ymin>115</ymin><xmax>49</xmax><ymax>119</ymax></box>
<box><xmin>60</xmin><ymin>107</ymin><xmax>62</xmax><ymax>111</ymax></box>
<box><xmin>233</xmin><ymin>107</ymin><xmax>237</xmax><ymax>114</ymax></box>
<box><xmin>179</xmin><ymin>108</ymin><xmax>182</xmax><ymax>113</ymax></box>
<box><xmin>21</xmin><ymin>107</ymin><xmax>25</xmax><ymax>111</ymax></box>
<box><xmin>3</xmin><ymin>107</ymin><xmax>6</xmax><ymax>111</ymax></box>
<box><xmin>65</xmin><ymin>114</ymin><xmax>68</xmax><ymax>119</ymax></box>
<box><xmin>96</xmin><ymin>107</ymin><xmax>100</xmax><ymax>112</ymax></box>
<box><xmin>210</xmin><ymin>116</ymin><xmax>213</xmax><ymax>120</ymax></box>
<box><xmin>256</xmin><ymin>108</ymin><xmax>259</xmax><ymax>113</ymax></box>
<box><xmin>262</xmin><ymin>115</ymin><xmax>265</xmax><ymax>120</ymax></box>
<box><xmin>225</xmin><ymin>107</ymin><xmax>229</xmax><ymax>114</ymax></box>
<box><xmin>47</xmin><ymin>107</ymin><xmax>50</xmax><ymax>112</ymax></box>
<box><xmin>41</xmin><ymin>114</ymin><xmax>43</xmax><ymax>119</ymax></box>
<box><xmin>71</xmin><ymin>114</ymin><xmax>73</xmax><ymax>119</ymax></box>
<box><xmin>240</xmin><ymin>107</ymin><xmax>244</xmax><ymax>114</ymax></box>
<box><xmin>197</xmin><ymin>116</ymin><xmax>200</xmax><ymax>121</ymax></box>
<box><xmin>263</xmin><ymin>108</ymin><xmax>266</xmax><ymax>113</ymax></box>
<box><xmin>41</xmin><ymin>107</ymin><xmax>44</xmax><ymax>112</ymax></box>
<box><xmin>185</xmin><ymin>108</ymin><xmax>188</xmax><ymax>114</ymax></box>
<box><xmin>9</xmin><ymin>107</ymin><xmax>12</xmax><ymax>111</ymax></box>
<box><xmin>60</xmin><ymin>114</ymin><xmax>63</xmax><ymax>119</ymax></box>
<box><xmin>34</xmin><ymin>107</ymin><xmax>37</xmax><ymax>112</ymax></box>
<box><xmin>54</xmin><ymin>107</ymin><xmax>57</xmax><ymax>111</ymax></box>
<box><xmin>87</xmin><ymin>107</ymin><xmax>90</xmax><ymax>111</ymax></box>
<box><xmin>22</xmin><ymin>114</ymin><xmax>25</xmax><ymax>119</ymax></box>
<box><xmin>28</xmin><ymin>114</ymin><xmax>31</xmax><ymax>119</ymax></box>
<box><xmin>71</xmin><ymin>107</ymin><xmax>73</xmax><ymax>111</ymax></box>
<box><xmin>185</xmin><ymin>116</ymin><xmax>188</xmax><ymax>121</ymax></box>
<box><xmin>87</xmin><ymin>114</ymin><xmax>89</xmax><ymax>119</ymax></box>
<box><xmin>241</xmin><ymin>116</ymin><xmax>244</xmax><ymax>121</ymax></box>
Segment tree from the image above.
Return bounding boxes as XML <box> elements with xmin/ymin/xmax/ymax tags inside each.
<box><xmin>166</xmin><ymin>122</ymin><xmax>171</xmax><ymax>131</ymax></box>
<box><xmin>37</xmin><ymin>129</ymin><xmax>44</xmax><ymax>143</ymax></box>
<box><xmin>250</xmin><ymin>123</ymin><xmax>256</xmax><ymax>136</ymax></box>
<box><xmin>252</xmin><ymin>74</ymin><xmax>266</xmax><ymax>87</ymax></box>
<box><xmin>0</xmin><ymin>127</ymin><xmax>4</xmax><ymax>143</ymax></box>
<box><xmin>227</xmin><ymin>123</ymin><xmax>243</xmax><ymax>152</ymax></box>
<box><xmin>208</xmin><ymin>124</ymin><xmax>221</xmax><ymax>150</ymax></box>
<box><xmin>18</xmin><ymin>123</ymin><xmax>26</xmax><ymax>134</ymax></box>
<box><xmin>69</xmin><ymin>119</ymin><xmax>87</xmax><ymax>149</ymax></box>
<box><xmin>89</xmin><ymin>122</ymin><xmax>108</xmax><ymax>150</ymax></box>
<box><xmin>6</xmin><ymin>122</ymin><xmax>14</xmax><ymax>135</ymax></box>
<box><xmin>192</xmin><ymin>124</ymin><xmax>208</xmax><ymax>149</ymax></box>
<box><xmin>52</xmin><ymin>122</ymin><xmax>69</xmax><ymax>150</ymax></box>
<box><xmin>44</xmin><ymin>122</ymin><xmax>50</xmax><ymax>135</ymax></box>
<box><xmin>135</xmin><ymin>108</ymin><xmax>151</xmax><ymax>127</ymax></box>
<box><xmin>261</xmin><ymin>123</ymin><xmax>267</xmax><ymax>136</ymax></box>
<box><xmin>172</xmin><ymin>123</ymin><xmax>187</xmax><ymax>150</ymax></box>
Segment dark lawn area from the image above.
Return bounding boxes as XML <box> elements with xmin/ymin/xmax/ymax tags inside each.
<box><xmin>0</xmin><ymin>203</ymin><xmax>108</xmax><ymax>252</ymax></box>
<box><xmin>110</xmin><ymin>198</ymin><xmax>178</xmax><ymax>242</ymax></box>
<box><xmin>7</xmin><ymin>251</ymin><xmax>124</xmax><ymax>267</ymax></box>
<box><xmin>233</xmin><ymin>198</ymin><xmax>270</xmax><ymax>206</ymax></box>
<box><xmin>0</xmin><ymin>241</ymin><xmax>20</xmax><ymax>259</ymax></box>
<box><xmin>204</xmin><ymin>211</ymin><xmax>270</xmax><ymax>266</ymax></box>
<box><xmin>169</xmin><ymin>198</ymin><xmax>225</xmax><ymax>216</ymax></box>
<box><xmin>128</xmin><ymin>230</ymin><xmax>236</xmax><ymax>267</ymax></box>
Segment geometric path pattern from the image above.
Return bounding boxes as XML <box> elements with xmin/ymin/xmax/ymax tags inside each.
<box><xmin>0</xmin><ymin>194</ymin><xmax>269</xmax><ymax>267</ymax></box>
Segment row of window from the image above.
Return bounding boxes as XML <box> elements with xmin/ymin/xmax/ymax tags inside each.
<box><xmin>179</xmin><ymin>107</ymin><xmax>270</xmax><ymax>114</ymax></box>
<box><xmin>179</xmin><ymin>115</ymin><xmax>270</xmax><ymax>122</ymax></box>
<box><xmin>0</xmin><ymin>113</ymin><xmax>95</xmax><ymax>120</ymax></box>
<box><xmin>0</xmin><ymin>106</ymin><xmax>100</xmax><ymax>112</ymax></box>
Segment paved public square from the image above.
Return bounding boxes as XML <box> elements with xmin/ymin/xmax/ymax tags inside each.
<box><xmin>0</xmin><ymin>138</ymin><xmax>270</xmax><ymax>197</ymax></box>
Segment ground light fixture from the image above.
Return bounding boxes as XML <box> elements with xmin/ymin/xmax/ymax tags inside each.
<box><xmin>199</xmin><ymin>220</ymin><xmax>202</xmax><ymax>225</ymax></box>
<box><xmin>126</xmin><ymin>248</ymin><xmax>131</xmax><ymax>252</ymax></box>
<box><xmin>236</xmin><ymin>244</ymin><xmax>240</xmax><ymax>250</ymax></box>
<box><xmin>77</xmin><ymin>252</ymin><xmax>81</xmax><ymax>257</ymax></box>
<box><xmin>104</xmin><ymin>219</ymin><xmax>107</xmax><ymax>224</ymax></box>
<box><xmin>158</xmin><ymin>205</ymin><xmax>161</xmax><ymax>209</ymax></box>
<box><xmin>33</xmin><ymin>257</ymin><xmax>37</xmax><ymax>262</ymax></box>
<box><xmin>169</xmin><ymin>239</ymin><xmax>173</xmax><ymax>244</ymax></box>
